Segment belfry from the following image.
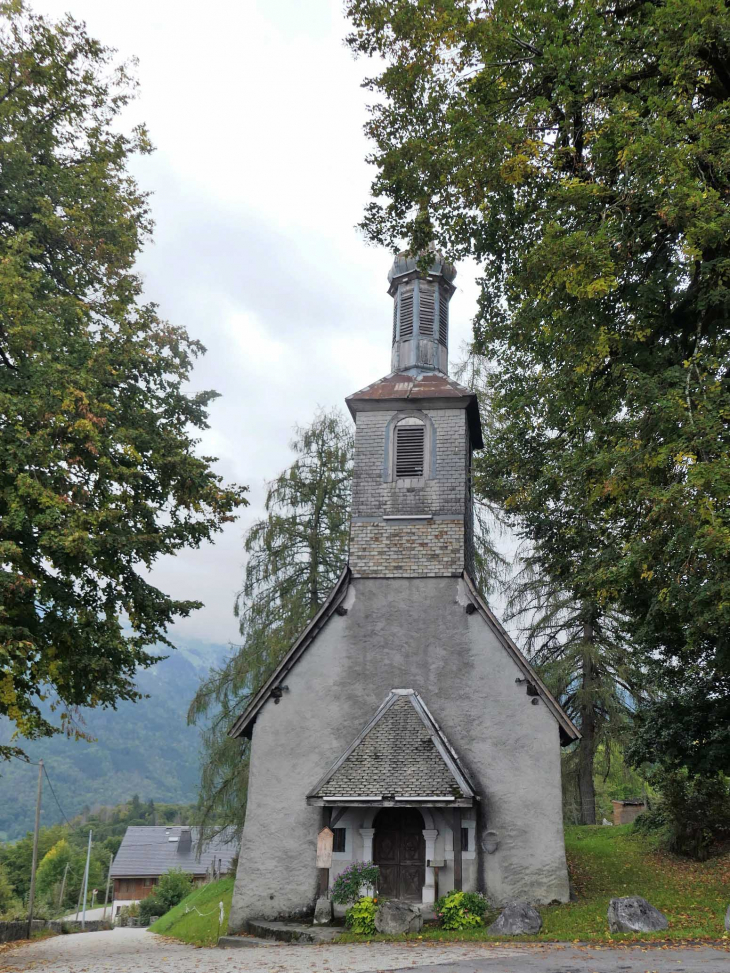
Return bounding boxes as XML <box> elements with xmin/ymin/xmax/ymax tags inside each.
<box><xmin>227</xmin><ymin>254</ymin><xmax>578</xmax><ymax>931</ymax></box>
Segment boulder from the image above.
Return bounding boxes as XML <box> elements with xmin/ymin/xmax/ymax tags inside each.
<box><xmin>374</xmin><ymin>899</ymin><xmax>423</xmax><ymax>935</ymax></box>
<box><xmin>313</xmin><ymin>897</ymin><xmax>333</xmax><ymax>925</ymax></box>
<box><xmin>607</xmin><ymin>896</ymin><xmax>668</xmax><ymax>933</ymax></box>
<box><xmin>725</xmin><ymin>904</ymin><xmax>730</xmax><ymax>932</ymax></box>
<box><xmin>487</xmin><ymin>901</ymin><xmax>542</xmax><ymax>936</ymax></box>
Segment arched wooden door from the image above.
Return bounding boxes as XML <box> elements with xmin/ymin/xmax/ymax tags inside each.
<box><xmin>373</xmin><ymin>808</ymin><xmax>425</xmax><ymax>901</ymax></box>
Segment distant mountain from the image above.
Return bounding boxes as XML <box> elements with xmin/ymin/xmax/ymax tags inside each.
<box><xmin>0</xmin><ymin>637</ymin><xmax>231</xmax><ymax>841</ymax></box>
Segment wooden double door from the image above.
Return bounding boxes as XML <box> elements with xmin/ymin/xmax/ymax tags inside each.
<box><xmin>373</xmin><ymin>808</ymin><xmax>425</xmax><ymax>901</ymax></box>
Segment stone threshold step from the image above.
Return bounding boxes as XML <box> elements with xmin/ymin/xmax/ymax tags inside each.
<box><xmin>217</xmin><ymin>935</ymin><xmax>279</xmax><ymax>949</ymax></box>
<box><xmin>241</xmin><ymin>919</ymin><xmax>342</xmax><ymax>944</ymax></box>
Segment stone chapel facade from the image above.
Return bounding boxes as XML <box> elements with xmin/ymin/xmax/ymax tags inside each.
<box><xmin>227</xmin><ymin>254</ymin><xmax>579</xmax><ymax>932</ymax></box>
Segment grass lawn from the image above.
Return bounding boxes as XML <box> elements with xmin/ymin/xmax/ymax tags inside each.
<box><xmin>148</xmin><ymin>877</ymin><xmax>234</xmax><ymax>947</ymax></box>
<box><xmin>336</xmin><ymin>825</ymin><xmax>730</xmax><ymax>944</ymax></box>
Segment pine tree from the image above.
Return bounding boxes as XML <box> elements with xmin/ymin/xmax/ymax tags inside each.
<box><xmin>189</xmin><ymin>409</ymin><xmax>354</xmax><ymax>843</ymax></box>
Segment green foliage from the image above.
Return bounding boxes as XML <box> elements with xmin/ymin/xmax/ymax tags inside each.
<box><xmin>0</xmin><ymin>3</ymin><xmax>246</xmax><ymax>759</ymax></box>
<box><xmin>189</xmin><ymin>409</ymin><xmax>353</xmax><ymax>844</ymax></box>
<box><xmin>150</xmin><ymin>876</ymin><xmax>233</xmax><ymax>947</ymax></box>
<box><xmin>138</xmin><ymin>893</ymin><xmax>161</xmax><ymax>925</ymax></box>
<box><xmin>0</xmin><ymin>798</ymin><xmax>193</xmax><ymax>904</ymax></box>
<box><xmin>638</xmin><ymin>768</ymin><xmax>730</xmax><ymax>861</ymax></box>
<box><xmin>34</xmin><ymin>839</ymin><xmax>75</xmax><ymax>901</ymax></box>
<box><xmin>435</xmin><ymin>891</ymin><xmax>486</xmax><ymax>930</ymax></box>
<box><xmin>345</xmin><ymin>0</ymin><xmax>730</xmax><ymax>773</ymax></box>
<box><xmin>153</xmin><ymin>868</ymin><xmax>193</xmax><ymax>913</ymax></box>
<box><xmin>345</xmin><ymin>895</ymin><xmax>379</xmax><ymax>935</ymax></box>
<box><xmin>0</xmin><ymin>861</ymin><xmax>16</xmax><ymax>915</ymax></box>
<box><xmin>330</xmin><ymin>861</ymin><xmax>380</xmax><ymax>905</ymax></box>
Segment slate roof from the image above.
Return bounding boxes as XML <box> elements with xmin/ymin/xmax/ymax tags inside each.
<box><xmin>308</xmin><ymin>690</ymin><xmax>476</xmax><ymax>805</ymax></box>
<box><xmin>109</xmin><ymin>826</ymin><xmax>238</xmax><ymax>879</ymax></box>
<box><xmin>346</xmin><ymin>371</ymin><xmax>484</xmax><ymax>448</ymax></box>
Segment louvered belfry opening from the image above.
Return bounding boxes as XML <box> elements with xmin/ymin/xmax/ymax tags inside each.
<box><xmin>419</xmin><ymin>282</ymin><xmax>435</xmax><ymax>337</ymax></box>
<box><xmin>438</xmin><ymin>286</ymin><xmax>448</xmax><ymax>346</ymax></box>
<box><xmin>399</xmin><ymin>285</ymin><xmax>414</xmax><ymax>339</ymax></box>
<box><xmin>395</xmin><ymin>420</ymin><xmax>425</xmax><ymax>478</ymax></box>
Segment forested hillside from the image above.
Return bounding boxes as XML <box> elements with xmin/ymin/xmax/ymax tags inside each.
<box><xmin>0</xmin><ymin>638</ymin><xmax>228</xmax><ymax>841</ymax></box>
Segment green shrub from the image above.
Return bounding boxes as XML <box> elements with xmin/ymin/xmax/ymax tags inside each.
<box><xmin>154</xmin><ymin>869</ymin><xmax>193</xmax><ymax>912</ymax></box>
<box><xmin>435</xmin><ymin>890</ymin><xmax>487</xmax><ymax>930</ymax></box>
<box><xmin>643</xmin><ymin>768</ymin><xmax>730</xmax><ymax>860</ymax></box>
<box><xmin>138</xmin><ymin>894</ymin><xmax>161</xmax><ymax>925</ymax></box>
<box><xmin>330</xmin><ymin>862</ymin><xmax>380</xmax><ymax>905</ymax></box>
<box><xmin>345</xmin><ymin>895</ymin><xmax>378</xmax><ymax>934</ymax></box>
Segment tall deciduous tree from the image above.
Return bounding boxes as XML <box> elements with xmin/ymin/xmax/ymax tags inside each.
<box><xmin>0</xmin><ymin>4</ymin><xmax>247</xmax><ymax>759</ymax></box>
<box><xmin>189</xmin><ymin>409</ymin><xmax>353</xmax><ymax>843</ymax></box>
<box><xmin>345</xmin><ymin>0</ymin><xmax>730</xmax><ymax>770</ymax></box>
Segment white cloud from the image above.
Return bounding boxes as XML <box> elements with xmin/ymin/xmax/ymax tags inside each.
<box><xmin>35</xmin><ymin>0</ymin><xmax>483</xmax><ymax>645</ymax></box>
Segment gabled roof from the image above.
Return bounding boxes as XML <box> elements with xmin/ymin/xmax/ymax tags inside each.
<box><xmin>109</xmin><ymin>826</ymin><xmax>238</xmax><ymax>879</ymax></box>
<box><xmin>307</xmin><ymin>689</ymin><xmax>476</xmax><ymax>807</ymax></box>
<box><xmin>228</xmin><ymin>566</ymin><xmax>351</xmax><ymax>740</ymax></box>
<box><xmin>346</xmin><ymin>371</ymin><xmax>484</xmax><ymax>448</ymax></box>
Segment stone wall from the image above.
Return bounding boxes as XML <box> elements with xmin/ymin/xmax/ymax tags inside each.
<box><xmin>229</xmin><ymin>577</ymin><xmax>570</xmax><ymax>932</ymax></box>
<box><xmin>349</xmin><ymin>518</ymin><xmax>463</xmax><ymax>577</ymax></box>
<box><xmin>0</xmin><ymin>918</ymin><xmax>113</xmax><ymax>943</ymax></box>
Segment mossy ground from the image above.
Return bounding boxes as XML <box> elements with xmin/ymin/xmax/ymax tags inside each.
<box><xmin>336</xmin><ymin>826</ymin><xmax>730</xmax><ymax>944</ymax></box>
<box><xmin>148</xmin><ymin>877</ymin><xmax>234</xmax><ymax>947</ymax></box>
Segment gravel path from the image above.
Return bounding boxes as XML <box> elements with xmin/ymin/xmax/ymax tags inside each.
<box><xmin>2</xmin><ymin>928</ymin><xmax>730</xmax><ymax>973</ymax></box>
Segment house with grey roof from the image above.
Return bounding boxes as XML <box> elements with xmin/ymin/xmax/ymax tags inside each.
<box><xmin>110</xmin><ymin>826</ymin><xmax>237</xmax><ymax>916</ymax></box>
<box><xmin>227</xmin><ymin>253</ymin><xmax>580</xmax><ymax>932</ymax></box>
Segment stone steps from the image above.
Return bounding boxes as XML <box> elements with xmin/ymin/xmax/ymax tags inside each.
<box><xmin>241</xmin><ymin>919</ymin><xmax>342</xmax><ymax>944</ymax></box>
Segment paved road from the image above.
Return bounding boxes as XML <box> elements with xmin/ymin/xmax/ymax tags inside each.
<box><xmin>2</xmin><ymin>928</ymin><xmax>730</xmax><ymax>973</ymax></box>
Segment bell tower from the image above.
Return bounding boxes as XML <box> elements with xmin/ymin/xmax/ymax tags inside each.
<box><xmin>389</xmin><ymin>252</ymin><xmax>456</xmax><ymax>375</ymax></box>
<box><xmin>346</xmin><ymin>253</ymin><xmax>483</xmax><ymax>579</ymax></box>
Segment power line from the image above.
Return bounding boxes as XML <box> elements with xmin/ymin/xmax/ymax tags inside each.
<box><xmin>28</xmin><ymin>761</ymin><xmax>74</xmax><ymax>829</ymax></box>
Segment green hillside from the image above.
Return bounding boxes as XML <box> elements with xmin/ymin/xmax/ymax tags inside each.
<box><xmin>150</xmin><ymin>877</ymin><xmax>234</xmax><ymax>946</ymax></box>
<box><xmin>0</xmin><ymin>637</ymin><xmax>229</xmax><ymax>841</ymax></box>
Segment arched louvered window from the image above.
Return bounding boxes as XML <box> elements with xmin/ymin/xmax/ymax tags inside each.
<box><xmin>438</xmin><ymin>286</ymin><xmax>448</xmax><ymax>346</ymax></box>
<box><xmin>419</xmin><ymin>282</ymin><xmax>435</xmax><ymax>337</ymax></box>
<box><xmin>392</xmin><ymin>296</ymin><xmax>398</xmax><ymax>345</ymax></box>
<box><xmin>395</xmin><ymin>417</ymin><xmax>425</xmax><ymax>478</ymax></box>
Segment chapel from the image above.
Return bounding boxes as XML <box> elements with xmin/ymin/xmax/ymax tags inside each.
<box><xmin>227</xmin><ymin>253</ymin><xmax>579</xmax><ymax>931</ymax></box>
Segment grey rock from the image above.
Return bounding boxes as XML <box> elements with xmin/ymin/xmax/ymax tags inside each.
<box><xmin>487</xmin><ymin>901</ymin><xmax>542</xmax><ymax>936</ymax></box>
<box><xmin>374</xmin><ymin>899</ymin><xmax>423</xmax><ymax>935</ymax></box>
<box><xmin>725</xmin><ymin>904</ymin><xmax>730</xmax><ymax>932</ymax></box>
<box><xmin>607</xmin><ymin>896</ymin><xmax>668</xmax><ymax>933</ymax></box>
<box><xmin>312</xmin><ymin>897</ymin><xmax>332</xmax><ymax>925</ymax></box>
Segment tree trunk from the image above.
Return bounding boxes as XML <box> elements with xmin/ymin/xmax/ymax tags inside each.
<box><xmin>578</xmin><ymin>620</ymin><xmax>597</xmax><ymax>825</ymax></box>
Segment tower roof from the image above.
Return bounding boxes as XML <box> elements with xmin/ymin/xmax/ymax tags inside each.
<box><xmin>307</xmin><ymin>689</ymin><xmax>476</xmax><ymax>807</ymax></box>
<box><xmin>346</xmin><ymin>370</ymin><xmax>484</xmax><ymax>449</ymax></box>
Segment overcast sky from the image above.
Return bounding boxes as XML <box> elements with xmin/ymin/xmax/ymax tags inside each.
<box><xmin>37</xmin><ymin>0</ymin><xmax>482</xmax><ymax>647</ymax></box>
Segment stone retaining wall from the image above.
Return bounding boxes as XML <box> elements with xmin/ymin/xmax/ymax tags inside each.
<box><xmin>0</xmin><ymin>918</ymin><xmax>113</xmax><ymax>943</ymax></box>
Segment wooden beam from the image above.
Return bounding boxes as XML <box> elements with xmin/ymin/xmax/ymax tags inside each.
<box><xmin>330</xmin><ymin>806</ymin><xmax>347</xmax><ymax>829</ymax></box>
<box><xmin>453</xmin><ymin>808</ymin><xmax>462</xmax><ymax>892</ymax></box>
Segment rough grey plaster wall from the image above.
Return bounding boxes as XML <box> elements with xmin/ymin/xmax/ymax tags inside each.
<box><xmin>228</xmin><ymin>578</ymin><xmax>570</xmax><ymax>932</ymax></box>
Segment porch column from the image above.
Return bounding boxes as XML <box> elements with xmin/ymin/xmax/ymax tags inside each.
<box><xmin>359</xmin><ymin>828</ymin><xmax>376</xmax><ymax>896</ymax></box>
<box><xmin>359</xmin><ymin>828</ymin><xmax>375</xmax><ymax>862</ymax></box>
<box><xmin>422</xmin><ymin>829</ymin><xmax>439</xmax><ymax>905</ymax></box>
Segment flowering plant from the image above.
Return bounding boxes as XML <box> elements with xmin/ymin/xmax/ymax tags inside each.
<box><xmin>330</xmin><ymin>861</ymin><xmax>380</xmax><ymax>905</ymax></box>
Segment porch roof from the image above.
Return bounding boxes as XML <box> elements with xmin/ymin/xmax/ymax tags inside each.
<box><xmin>306</xmin><ymin>689</ymin><xmax>476</xmax><ymax>808</ymax></box>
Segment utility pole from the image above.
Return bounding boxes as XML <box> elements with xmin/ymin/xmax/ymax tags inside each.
<box><xmin>58</xmin><ymin>862</ymin><xmax>70</xmax><ymax>908</ymax></box>
<box><xmin>81</xmin><ymin>830</ymin><xmax>92</xmax><ymax>930</ymax></box>
<box><xmin>102</xmin><ymin>853</ymin><xmax>113</xmax><ymax>921</ymax></box>
<box><xmin>26</xmin><ymin>760</ymin><xmax>43</xmax><ymax>938</ymax></box>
